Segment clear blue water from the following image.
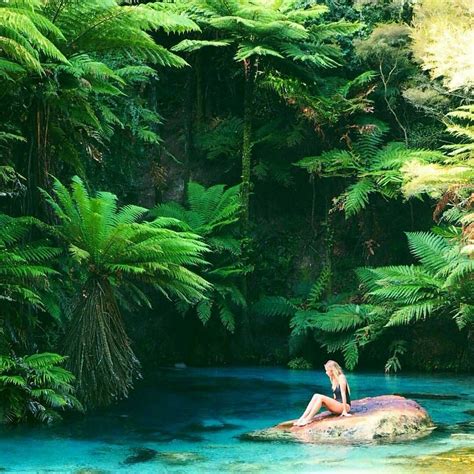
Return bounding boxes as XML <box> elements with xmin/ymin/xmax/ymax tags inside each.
<box><xmin>0</xmin><ymin>367</ymin><xmax>473</xmax><ymax>473</ymax></box>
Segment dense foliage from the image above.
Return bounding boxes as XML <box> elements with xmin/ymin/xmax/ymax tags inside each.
<box><xmin>0</xmin><ymin>0</ymin><xmax>472</xmax><ymax>417</ymax></box>
<box><xmin>0</xmin><ymin>352</ymin><xmax>81</xmax><ymax>424</ymax></box>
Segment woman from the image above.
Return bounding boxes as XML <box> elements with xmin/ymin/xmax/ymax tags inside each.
<box><xmin>294</xmin><ymin>360</ymin><xmax>352</xmax><ymax>426</ymax></box>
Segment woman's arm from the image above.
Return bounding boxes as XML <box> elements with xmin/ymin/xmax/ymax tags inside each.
<box><xmin>338</xmin><ymin>376</ymin><xmax>352</xmax><ymax>417</ymax></box>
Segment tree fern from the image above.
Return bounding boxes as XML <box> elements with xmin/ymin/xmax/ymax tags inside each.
<box><xmin>0</xmin><ymin>0</ymin><xmax>67</xmax><ymax>74</ymax></box>
<box><xmin>42</xmin><ymin>177</ymin><xmax>210</xmax><ymax>407</ymax></box>
<box><xmin>367</xmin><ymin>232</ymin><xmax>474</xmax><ymax>332</ymax></box>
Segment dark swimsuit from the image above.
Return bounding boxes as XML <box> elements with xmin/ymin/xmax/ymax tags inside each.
<box><xmin>333</xmin><ymin>385</ymin><xmax>351</xmax><ymax>406</ymax></box>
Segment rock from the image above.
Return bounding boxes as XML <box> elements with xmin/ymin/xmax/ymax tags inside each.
<box><xmin>123</xmin><ymin>447</ymin><xmax>158</xmax><ymax>465</ymax></box>
<box><xmin>243</xmin><ymin>395</ymin><xmax>434</xmax><ymax>444</ymax></box>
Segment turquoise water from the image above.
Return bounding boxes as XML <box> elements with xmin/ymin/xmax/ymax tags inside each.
<box><xmin>0</xmin><ymin>367</ymin><xmax>473</xmax><ymax>473</ymax></box>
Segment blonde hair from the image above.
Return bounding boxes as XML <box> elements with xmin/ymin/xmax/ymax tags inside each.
<box><xmin>324</xmin><ymin>360</ymin><xmax>351</xmax><ymax>395</ymax></box>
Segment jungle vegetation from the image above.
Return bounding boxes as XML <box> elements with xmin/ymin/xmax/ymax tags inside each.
<box><xmin>0</xmin><ymin>0</ymin><xmax>472</xmax><ymax>421</ymax></box>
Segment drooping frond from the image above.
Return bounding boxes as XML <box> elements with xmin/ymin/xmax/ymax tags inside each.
<box><xmin>307</xmin><ymin>266</ymin><xmax>331</xmax><ymax>306</ymax></box>
<box><xmin>0</xmin><ymin>1</ymin><xmax>67</xmax><ymax>73</ymax></box>
<box><xmin>291</xmin><ymin>304</ymin><xmax>376</xmax><ymax>335</ymax></box>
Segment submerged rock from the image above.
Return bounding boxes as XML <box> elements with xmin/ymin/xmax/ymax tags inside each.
<box><xmin>186</xmin><ymin>419</ymin><xmax>240</xmax><ymax>432</ymax></box>
<box><xmin>156</xmin><ymin>451</ymin><xmax>205</xmax><ymax>465</ymax></box>
<box><xmin>394</xmin><ymin>446</ymin><xmax>474</xmax><ymax>471</ymax></box>
<box><xmin>243</xmin><ymin>395</ymin><xmax>434</xmax><ymax>444</ymax></box>
<box><xmin>123</xmin><ymin>447</ymin><xmax>158</xmax><ymax>465</ymax></box>
<box><xmin>74</xmin><ymin>470</ymin><xmax>110</xmax><ymax>474</ymax></box>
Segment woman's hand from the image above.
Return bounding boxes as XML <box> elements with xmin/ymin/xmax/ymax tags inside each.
<box><xmin>340</xmin><ymin>410</ymin><xmax>352</xmax><ymax>417</ymax></box>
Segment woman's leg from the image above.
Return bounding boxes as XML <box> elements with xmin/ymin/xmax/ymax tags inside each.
<box><xmin>296</xmin><ymin>395</ymin><xmax>349</xmax><ymax>425</ymax></box>
<box><xmin>299</xmin><ymin>393</ymin><xmax>322</xmax><ymax>419</ymax></box>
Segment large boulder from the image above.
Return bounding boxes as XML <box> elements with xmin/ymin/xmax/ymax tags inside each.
<box><xmin>243</xmin><ymin>395</ymin><xmax>434</xmax><ymax>444</ymax></box>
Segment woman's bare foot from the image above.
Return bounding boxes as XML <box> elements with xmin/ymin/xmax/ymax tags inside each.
<box><xmin>294</xmin><ymin>417</ymin><xmax>312</xmax><ymax>426</ymax></box>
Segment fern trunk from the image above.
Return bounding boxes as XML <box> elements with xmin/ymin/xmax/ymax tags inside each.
<box><xmin>26</xmin><ymin>101</ymin><xmax>52</xmax><ymax>218</ymax></box>
<box><xmin>64</xmin><ymin>277</ymin><xmax>140</xmax><ymax>408</ymax></box>
<box><xmin>241</xmin><ymin>58</ymin><xmax>255</xmax><ymax>232</ymax></box>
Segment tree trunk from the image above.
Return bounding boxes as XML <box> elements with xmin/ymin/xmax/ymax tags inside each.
<box><xmin>184</xmin><ymin>65</ymin><xmax>194</xmax><ymax>185</ymax></box>
<box><xmin>238</xmin><ymin>59</ymin><xmax>257</xmax><ymax>359</ymax></box>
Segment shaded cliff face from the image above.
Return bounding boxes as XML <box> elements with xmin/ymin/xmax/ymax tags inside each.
<box><xmin>243</xmin><ymin>395</ymin><xmax>434</xmax><ymax>443</ymax></box>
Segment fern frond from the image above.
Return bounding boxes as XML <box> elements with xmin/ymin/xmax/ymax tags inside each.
<box><xmin>252</xmin><ymin>296</ymin><xmax>297</xmax><ymax>317</ymax></box>
<box><xmin>343</xmin><ymin>179</ymin><xmax>375</xmax><ymax>217</ymax></box>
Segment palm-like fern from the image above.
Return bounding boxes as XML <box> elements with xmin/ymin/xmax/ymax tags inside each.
<box><xmin>296</xmin><ymin>121</ymin><xmax>444</xmax><ymax>217</ymax></box>
<box><xmin>0</xmin><ymin>352</ymin><xmax>82</xmax><ymax>424</ymax></box>
<box><xmin>42</xmin><ymin>177</ymin><xmax>210</xmax><ymax>407</ymax></box>
<box><xmin>0</xmin><ymin>0</ymin><xmax>195</xmax><ymax>75</ymax></box>
<box><xmin>176</xmin><ymin>0</ymin><xmax>359</xmax><ymax>67</ymax></box>
<box><xmin>152</xmin><ymin>182</ymin><xmax>247</xmax><ymax>331</ymax></box>
<box><xmin>363</xmin><ymin>232</ymin><xmax>474</xmax><ymax>329</ymax></box>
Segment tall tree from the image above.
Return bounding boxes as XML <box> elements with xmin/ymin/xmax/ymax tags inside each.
<box><xmin>174</xmin><ymin>0</ymin><xmax>360</xmax><ymax>229</ymax></box>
